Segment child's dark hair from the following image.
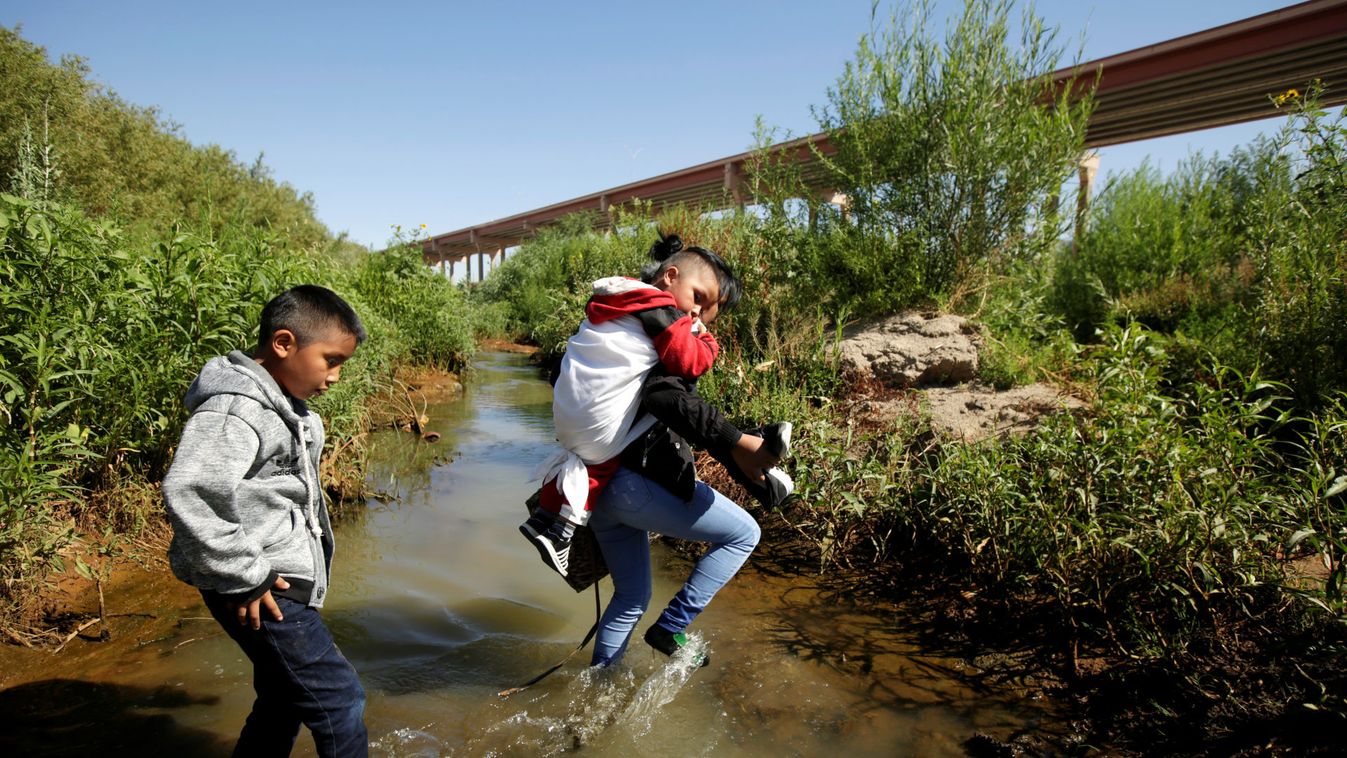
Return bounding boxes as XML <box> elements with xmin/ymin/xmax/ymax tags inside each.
<box><xmin>640</xmin><ymin>232</ymin><xmax>742</xmax><ymax>313</ymax></box>
<box><xmin>256</xmin><ymin>284</ymin><xmax>367</xmax><ymax>354</ymax></box>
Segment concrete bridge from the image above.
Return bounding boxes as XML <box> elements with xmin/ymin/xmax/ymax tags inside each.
<box><xmin>422</xmin><ymin>0</ymin><xmax>1347</xmax><ymax>281</ymax></box>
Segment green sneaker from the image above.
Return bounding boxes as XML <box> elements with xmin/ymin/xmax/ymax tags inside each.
<box><xmin>643</xmin><ymin>624</ymin><xmax>709</xmax><ymax>667</ymax></box>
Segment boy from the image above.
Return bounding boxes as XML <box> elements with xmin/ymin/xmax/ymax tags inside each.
<box><xmin>523</xmin><ymin>236</ymin><xmax>792</xmax><ymax>577</ymax></box>
<box><xmin>163</xmin><ymin>284</ymin><xmax>368</xmax><ymax>758</ymax></box>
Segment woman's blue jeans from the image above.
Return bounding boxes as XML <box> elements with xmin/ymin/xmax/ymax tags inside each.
<box><xmin>588</xmin><ymin>467</ymin><xmax>761</xmax><ymax>667</ymax></box>
<box><xmin>202</xmin><ymin>592</ymin><xmax>368</xmax><ymax>757</ymax></box>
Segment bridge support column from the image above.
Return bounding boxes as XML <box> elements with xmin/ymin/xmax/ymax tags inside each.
<box><xmin>724</xmin><ymin>162</ymin><xmax>746</xmax><ymax>210</ymax></box>
<box><xmin>1074</xmin><ymin>150</ymin><xmax>1101</xmax><ymax>250</ymax></box>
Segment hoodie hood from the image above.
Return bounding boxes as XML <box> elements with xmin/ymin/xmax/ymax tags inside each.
<box><xmin>186</xmin><ymin>350</ymin><xmax>308</xmax><ymax>428</ymax></box>
<box><xmin>586</xmin><ymin>277</ymin><xmax>677</xmax><ymax>325</ymax></box>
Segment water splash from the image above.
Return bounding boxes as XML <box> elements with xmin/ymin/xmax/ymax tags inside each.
<box><xmin>614</xmin><ymin>632</ymin><xmax>709</xmax><ymax>739</ymax></box>
<box><xmin>368</xmin><ymin>724</ymin><xmax>445</xmax><ymax>757</ymax></box>
<box><xmin>468</xmin><ymin>634</ymin><xmax>712</xmax><ymax>755</ymax></box>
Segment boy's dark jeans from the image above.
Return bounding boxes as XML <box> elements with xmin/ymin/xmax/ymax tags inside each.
<box><xmin>202</xmin><ymin>591</ymin><xmax>368</xmax><ymax>758</ymax></box>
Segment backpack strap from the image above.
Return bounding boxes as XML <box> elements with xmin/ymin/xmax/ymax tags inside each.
<box><xmin>497</xmin><ymin>581</ymin><xmax>602</xmax><ymax>698</ymax></box>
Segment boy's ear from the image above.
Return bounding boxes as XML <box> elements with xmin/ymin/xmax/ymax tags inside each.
<box><xmin>660</xmin><ymin>265</ymin><xmax>679</xmax><ymax>286</ymax></box>
<box><xmin>269</xmin><ymin>328</ymin><xmax>298</xmax><ymax>358</ymax></box>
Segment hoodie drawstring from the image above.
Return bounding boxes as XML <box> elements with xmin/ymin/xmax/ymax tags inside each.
<box><xmin>296</xmin><ymin>419</ymin><xmax>323</xmax><ymax>539</ymax></box>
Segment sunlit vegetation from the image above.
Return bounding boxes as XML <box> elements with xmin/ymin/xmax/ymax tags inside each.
<box><xmin>475</xmin><ymin>0</ymin><xmax>1347</xmax><ymax>742</ymax></box>
<box><xmin>0</xmin><ymin>27</ymin><xmax>472</xmax><ymax>621</ymax></box>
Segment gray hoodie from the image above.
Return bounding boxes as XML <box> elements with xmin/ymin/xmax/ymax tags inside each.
<box><xmin>164</xmin><ymin>350</ymin><xmax>334</xmax><ymax>607</ymax></box>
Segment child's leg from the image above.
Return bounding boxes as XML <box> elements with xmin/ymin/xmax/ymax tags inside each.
<box><xmin>536</xmin><ymin>457</ymin><xmax>622</xmax><ymax>527</ymax></box>
<box><xmin>523</xmin><ymin>458</ymin><xmax>622</xmax><ymax>577</ymax></box>
<box><xmin>202</xmin><ymin>592</ymin><xmax>368</xmax><ymax>758</ymax></box>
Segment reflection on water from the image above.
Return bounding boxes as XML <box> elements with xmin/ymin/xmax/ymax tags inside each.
<box><xmin>0</xmin><ymin>351</ymin><xmax>1061</xmax><ymax>757</ymax></box>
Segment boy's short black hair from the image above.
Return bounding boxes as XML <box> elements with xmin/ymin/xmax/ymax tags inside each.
<box><xmin>256</xmin><ymin>285</ymin><xmax>367</xmax><ymax>355</ymax></box>
<box><xmin>640</xmin><ymin>232</ymin><xmax>743</xmax><ymax>313</ymax></box>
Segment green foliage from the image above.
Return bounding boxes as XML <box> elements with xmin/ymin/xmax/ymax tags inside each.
<box><xmin>351</xmin><ymin>240</ymin><xmax>474</xmax><ymax>370</ymax></box>
<box><xmin>1249</xmin><ymin>90</ymin><xmax>1347</xmax><ymax>409</ymax></box>
<box><xmin>786</xmin><ymin>325</ymin><xmax>1343</xmax><ymax>658</ymax></box>
<box><xmin>1060</xmin><ymin>88</ymin><xmax>1347</xmax><ymax>407</ymax></box>
<box><xmin>805</xmin><ymin>0</ymin><xmax>1091</xmax><ymax>312</ymax></box>
<box><xmin>1055</xmin><ymin>148</ymin><xmax>1282</xmax><ymax>342</ymax></box>
<box><xmin>0</xmin><ymin>27</ymin><xmax>327</xmax><ymax>246</ymax></box>
<box><xmin>924</xmin><ymin>327</ymin><xmax>1304</xmax><ymax>653</ymax></box>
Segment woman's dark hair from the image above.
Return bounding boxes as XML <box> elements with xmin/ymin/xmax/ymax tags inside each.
<box><xmin>639</xmin><ymin>232</ymin><xmax>742</xmax><ymax>313</ymax></box>
<box><xmin>256</xmin><ymin>284</ymin><xmax>367</xmax><ymax>355</ymax></box>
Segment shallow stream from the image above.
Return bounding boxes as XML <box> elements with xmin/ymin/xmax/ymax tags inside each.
<box><xmin>0</xmin><ymin>351</ymin><xmax>1062</xmax><ymax>756</ymax></box>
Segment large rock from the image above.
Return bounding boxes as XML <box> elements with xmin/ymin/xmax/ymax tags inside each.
<box><xmin>839</xmin><ymin>312</ymin><xmax>980</xmax><ymax>388</ymax></box>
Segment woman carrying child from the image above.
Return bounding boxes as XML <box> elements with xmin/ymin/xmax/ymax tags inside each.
<box><xmin>528</xmin><ymin>235</ymin><xmax>788</xmax><ymax>665</ymax></box>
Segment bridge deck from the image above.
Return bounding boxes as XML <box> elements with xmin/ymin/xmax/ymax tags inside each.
<box><xmin>422</xmin><ymin>0</ymin><xmax>1347</xmax><ymax>266</ymax></box>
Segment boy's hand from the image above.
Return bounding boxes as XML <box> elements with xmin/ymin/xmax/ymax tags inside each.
<box><xmin>232</xmin><ymin>576</ymin><xmax>291</xmax><ymax>630</ymax></box>
<box><xmin>731</xmin><ymin>434</ymin><xmax>778</xmax><ymax>482</ymax></box>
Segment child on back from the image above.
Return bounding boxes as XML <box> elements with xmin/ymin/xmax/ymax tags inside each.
<box><xmin>163</xmin><ymin>285</ymin><xmax>369</xmax><ymax>758</ymax></box>
<box><xmin>522</xmin><ymin>234</ymin><xmax>793</xmax><ymax>577</ymax></box>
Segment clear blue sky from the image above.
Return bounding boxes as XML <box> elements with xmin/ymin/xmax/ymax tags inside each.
<box><xmin>1</xmin><ymin>1</ymin><xmax>1304</xmax><ymax>249</ymax></box>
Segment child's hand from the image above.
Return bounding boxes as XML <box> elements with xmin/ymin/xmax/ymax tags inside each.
<box><xmin>231</xmin><ymin>576</ymin><xmax>291</xmax><ymax>630</ymax></box>
<box><xmin>731</xmin><ymin>434</ymin><xmax>778</xmax><ymax>482</ymax></box>
<box><xmin>690</xmin><ymin>318</ymin><xmax>707</xmax><ymax>335</ymax></box>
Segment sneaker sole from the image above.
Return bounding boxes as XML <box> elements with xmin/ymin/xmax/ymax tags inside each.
<box><xmin>764</xmin><ymin>468</ymin><xmax>797</xmax><ymax>508</ymax></box>
<box><xmin>519</xmin><ymin>522</ymin><xmax>569</xmax><ymax>577</ymax></box>
<box><xmin>770</xmin><ymin>422</ymin><xmax>792</xmax><ymax>460</ymax></box>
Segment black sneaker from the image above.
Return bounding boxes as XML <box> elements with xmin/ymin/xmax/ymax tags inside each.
<box><xmin>724</xmin><ymin>460</ymin><xmax>797</xmax><ymax>510</ymax></box>
<box><xmin>520</xmin><ymin>514</ymin><xmax>571</xmax><ymax>577</ymax></box>
<box><xmin>764</xmin><ymin>467</ymin><xmax>796</xmax><ymax>506</ymax></box>
<box><xmin>756</xmin><ymin>421</ymin><xmax>793</xmax><ymax>460</ymax></box>
<box><xmin>643</xmin><ymin>624</ymin><xmax>709</xmax><ymax>667</ymax></box>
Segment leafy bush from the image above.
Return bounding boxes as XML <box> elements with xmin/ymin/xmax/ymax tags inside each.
<box><xmin>1060</xmin><ymin>89</ymin><xmax>1346</xmax><ymax>407</ymax></box>
<box><xmin>1249</xmin><ymin>91</ymin><xmax>1347</xmax><ymax>408</ymax></box>
<box><xmin>1056</xmin><ymin>147</ymin><xmax>1284</xmax><ymax>342</ymax></box>
<box><xmin>350</xmin><ymin>241</ymin><xmax>474</xmax><ymax>370</ymax></box>
<box><xmin>804</xmin><ymin>0</ymin><xmax>1092</xmax><ymax>313</ymax></box>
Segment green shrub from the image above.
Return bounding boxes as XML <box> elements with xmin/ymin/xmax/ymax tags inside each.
<box><xmin>1057</xmin><ymin>147</ymin><xmax>1283</xmax><ymax>342</ymax></box>
<box><xmin>1249</xmin><ymin>91</ymin><xmax>1347</xmax><ymax>408</ymax></box>
<box><xmin>804</xmin><ymin>0</ymin><xmax>1091</xmax><ymax>313</ymax></box>
<box><xmin>351</xmin><ymin>241</ymin><xmax>474</xmax><ymax>370</ymax></box>
<box><xmin>1060</xmin><ymin>89</ymin><xmax>1346</xmax><ymax>407</ymax></box>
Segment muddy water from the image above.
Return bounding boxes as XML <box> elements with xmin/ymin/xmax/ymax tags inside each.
<box><xmin>0</xmin><ymin>351</ymin><xmax>1062</xmax><ymax>756</ymax></box>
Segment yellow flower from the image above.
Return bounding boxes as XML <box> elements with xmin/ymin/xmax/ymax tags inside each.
<box><xmin>1273</xmin><ymin>88</ymin><xmax>1301</xmax><ymax>107</ymax></box>
<box><xmin>420</xmin><ymin>223</ymin><xmax>427</xmax><ymax>229</ymax></box>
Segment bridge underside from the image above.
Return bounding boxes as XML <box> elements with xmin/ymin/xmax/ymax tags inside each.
<box><xmin>422</xmin><ymin>0</ymin><xmax>1347</xmax><ymax>272</ymax></box>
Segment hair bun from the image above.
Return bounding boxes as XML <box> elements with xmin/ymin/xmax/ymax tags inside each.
<box><xmin>649</xmin><ymin>233</ymin><xmax>684</xmax><ymax>262</ymax></box>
